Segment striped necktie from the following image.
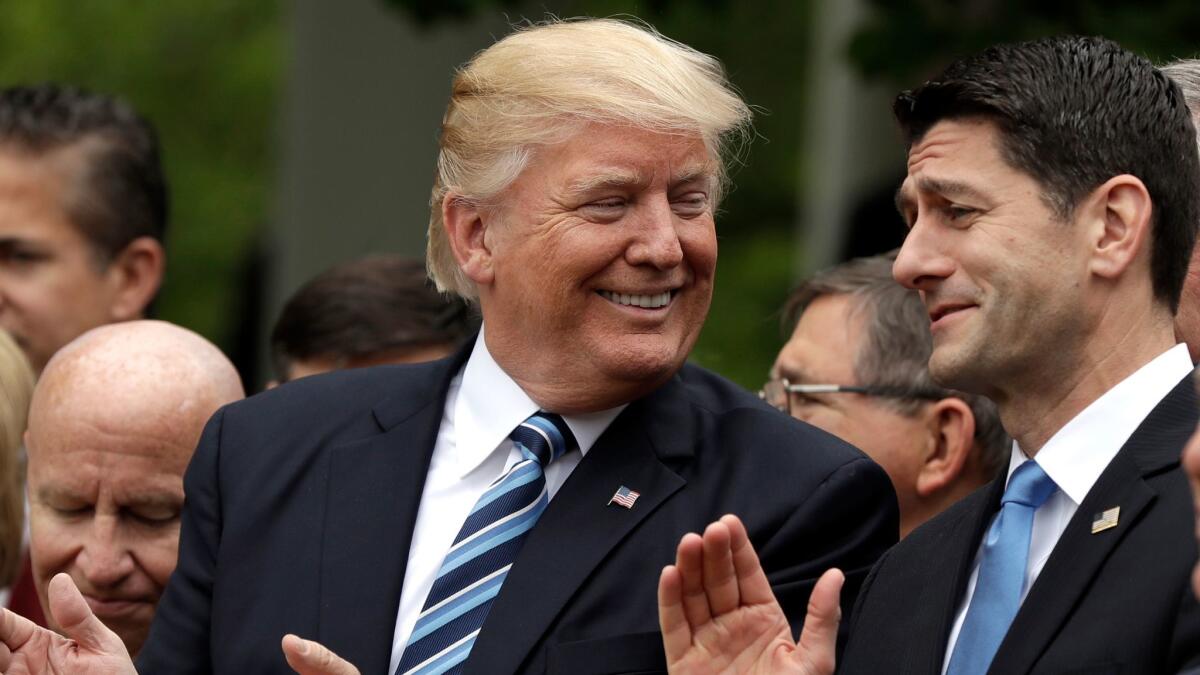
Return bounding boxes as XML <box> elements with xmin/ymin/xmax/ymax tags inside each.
<box><xmin>395</xmin><ymin>411</ymin><xmax>577</xmax><ymax>675</ymax></box>
<box><xmin>946</xmin><ymin>460</ymin><xmax>1057</xmax><ymax>675</ymax></box>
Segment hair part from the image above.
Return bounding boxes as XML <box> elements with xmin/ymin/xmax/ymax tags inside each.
<box><xmin>427</xmin><ymin>17</ymin><xmax>753</xmax><ymax>299</ymax></box>
<box><xmin>271</xmin><ymin>255</ymin><xmax>477</xmax><ymax>381</ymax></box>
<box><xmin>894</xmin><ymin>36</ymin><xmax>1200</xmax><ymax>313</ymax></box>
<box><xmin>0</xmin><ymin>83</ymin><xmax>168</xmax><ymax>265</ymax></box>
<box><xmin>784</xmin><ymin>252</ymin><xmax>1009</xmax><ymax>479</ymax></box>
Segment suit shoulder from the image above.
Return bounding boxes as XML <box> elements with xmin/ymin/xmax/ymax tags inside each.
<box><xmin>220</xmin><ymin>359</ymin><xmax>452</xmax><ymax>437</ymax></box>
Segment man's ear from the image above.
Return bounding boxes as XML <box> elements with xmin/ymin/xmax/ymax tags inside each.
<box><xmin>105</xmin><ymin>236</ymin><xmax>165</xmax><ymax>321</ymax></box>
<box><xmin>443</xmin><ymin>192</ymin><xmax>495</xmax><ymax>286</ymax></box>
<box><xmin>1083</xmin><ymin>175</ymin><xmax>1153</xmax><ymax>282</ymax></box>
<box><xmin>915</xmin><ymin>397</ymin><xmax>975</xmax><ymax>497</ymax></box>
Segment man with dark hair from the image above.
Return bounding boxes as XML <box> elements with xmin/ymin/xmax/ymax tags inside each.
<box><xmin>660</xmin><ymin>36</ymin><xmax>1200</xmax><ymax>674</ymax></box>
<box><xmin>766</xmin><ymin>251</ymin><xmax>1008</xmax><ymax>537</ymax></box>
<box><xmin>0</xmin><ymin>83</ymin><xmax>166</xmax><ymax>373</ymax></box>
<box><xmin>1164</xmin><ymin>58</ymin><xmax>1200</xmax><ymax>362</ymax></box>
<box><xmin>269</xmin><ymin>255</ymin><xmax>475</xmax><ymax>384</ymax></box>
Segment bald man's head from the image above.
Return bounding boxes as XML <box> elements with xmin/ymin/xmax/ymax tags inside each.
<box><xmin>24</xmin><ymin>320</ymin><xmax>242</xmax><ymax>656</ymax></box>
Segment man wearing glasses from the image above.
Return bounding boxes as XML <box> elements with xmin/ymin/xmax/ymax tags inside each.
<box><xmin>763</xmin><ymin>252</ymin><xmax>1008</xmax><ymax>537</ymax></box>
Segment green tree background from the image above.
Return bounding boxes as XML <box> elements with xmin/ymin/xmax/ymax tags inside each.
<box><xmin>2</xmin><ymin>0</ymin><xmax>1196</xmax><ymax>390</ymax></box>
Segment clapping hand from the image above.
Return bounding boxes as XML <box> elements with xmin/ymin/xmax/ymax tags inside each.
<box><xmin>657</xmin><ymin>515</ymin><xmax>843</xmax><ymax>675</ymax></box>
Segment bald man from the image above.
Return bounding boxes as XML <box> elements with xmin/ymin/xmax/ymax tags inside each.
<box><xmin>23</xmin><ymin>320</ymin><xmax>242</xmax><ymax>657</ymax></box>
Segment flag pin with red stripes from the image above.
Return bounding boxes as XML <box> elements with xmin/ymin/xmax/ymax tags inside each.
<box><xmin>608</xmin><ymin>485</ymin><xmax>640</xmax><ymax>509</ymax></box>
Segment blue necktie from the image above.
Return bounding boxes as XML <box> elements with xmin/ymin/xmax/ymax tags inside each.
<box><xmin>395</xmin><ymin>411</ymin><xmax>576</xmax><ymax>675</ymax></box>
<box><xmin>946</xmin><ymin>460</ymin><xmax>1057</xmax><ymax>675</ymax></box>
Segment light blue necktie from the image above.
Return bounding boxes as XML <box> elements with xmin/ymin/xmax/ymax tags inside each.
<box><xmin>395</xmin><ymin>411</ymin><xmax>576</xmax><ymax>675</ymax></box>
<box><xmin>946</xmin><ymin>460</ymin><xmax>1057</xmax><ymax>675</ymax></box>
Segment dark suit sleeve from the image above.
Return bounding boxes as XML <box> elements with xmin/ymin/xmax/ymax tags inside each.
<box><xmin>753</xmin><ymin>455</ymin><xmax>898</xmax><ymax>652</ymax></box>
<box><xmin>136</xmin><ymin>408</ymin><xmax>226</xmax><ymax>672</ymax></box>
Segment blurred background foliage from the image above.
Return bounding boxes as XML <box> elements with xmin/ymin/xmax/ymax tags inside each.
<box><xmin>0</xmin><ymin>0</ymin><xmax>281</xmax><ymax>375</ymax></box>
<box><xmin>2</xmin><ymin>0</ymin><xmax>1197</xmax><ymax>390</ymax></box>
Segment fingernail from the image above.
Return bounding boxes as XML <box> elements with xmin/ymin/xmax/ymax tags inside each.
<box><xmin>299</xmin><ymin>639</ymin><xmax>310</xmax><ymax>655</ymax></box>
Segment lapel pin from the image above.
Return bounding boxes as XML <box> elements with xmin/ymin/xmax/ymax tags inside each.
<box><xmin>608</xmin><ymin>485</ymin><xmax>641</xmax><ymax>509</ymax></box>
<box><xmin>1091</xmin><ymin>506</ymin><xmax>1120</xmax><ymax>534</ymax></box>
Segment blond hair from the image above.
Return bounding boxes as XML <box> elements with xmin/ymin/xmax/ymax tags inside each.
<box><xmin>427</xmin><ymin>17</ymin><xmax>753</xmax><ymax>299</ymax></box>
<box><xmin>0</xmin><ymin>331</ymin><xmax>33</xmax><ymax>587</ymax></box>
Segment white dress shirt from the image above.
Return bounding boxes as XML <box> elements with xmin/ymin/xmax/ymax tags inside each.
<box><xmin>388</xmin><ymin>330</ymin><xmax>625</xmax><ymax>675</ymax></box>
<box><xmin>941</xmin><ymin>343</ymin><xmax>1193</xmax><ymax>673</ymax></box>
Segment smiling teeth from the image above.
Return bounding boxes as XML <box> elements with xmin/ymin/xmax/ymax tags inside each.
<box><xmin>599</xmin><ymin>290</ymin><xmax>672</xmax><ymax>309</ymax></box>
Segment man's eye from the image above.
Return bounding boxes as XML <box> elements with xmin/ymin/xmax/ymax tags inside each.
<box><xmin>129</xmin><ymin>509</ymin><xmax>180</xmax><ymax>527</ymax></box>
<box><xmin>944</xmin><ymin>205</ymin><xmax>975</xmax><ymax>221</ymax></box>
<box><xmin>51</xmin><ymin>504</ymin><xmax>93</xmax><ymax>518</ymax></box>
<box><xmin>671</xmin><ymin>193</ymin><xmax>709</xmax><ymax>216</ymax></box>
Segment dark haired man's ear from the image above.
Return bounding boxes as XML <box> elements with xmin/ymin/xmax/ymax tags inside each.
<box><xmin>1085</xmin><ymin>174</ymin><xmax>1153</xmax><ymax>284</ymax></box>
<box><xmin>106</xmin><ymin>236</ymin><xmax>165</xmax><ymax>321</ymax></box>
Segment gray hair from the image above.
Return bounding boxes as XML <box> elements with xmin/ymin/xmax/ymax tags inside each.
<box><xmin>1161</xmin><ymin>58</ymin><xmax>1200</xmax><ymax>156</ymax></box>
<box><xmin>783</xmin><ymin>251</ymin><xmax>1009</xmax><ymax>478</ymax></box>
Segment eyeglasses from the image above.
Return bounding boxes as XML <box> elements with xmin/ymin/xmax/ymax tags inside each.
<box><xmin>759</xmin><ymin>377</ymin><xmax>945</xmax><ymax>415</ymax></box>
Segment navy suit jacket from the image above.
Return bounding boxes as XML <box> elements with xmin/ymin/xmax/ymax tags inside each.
<box><xmin>138</xmin><ymin>344</ymin><xmax>896</xmax><ymax>674</ymax></box>
<box><xmin>840</xmin><ymin>371</ymin><xmax>1200</xmax><ymax>675</ymax></box>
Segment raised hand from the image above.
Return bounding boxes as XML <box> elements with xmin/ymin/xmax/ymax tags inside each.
<box><xmin>281</xmin><ymin>635</ymin><xmax>361</xmax><ymax>675</ymax></box>
<box><xmin>658</xmin><ymin>514</ymin><xmax>842</xmax><ymax>675</ymax></box>
<box><xmin>0</xmin><ymin>573</ymin><xmax>136</xmax><ymax>674</ymax></box>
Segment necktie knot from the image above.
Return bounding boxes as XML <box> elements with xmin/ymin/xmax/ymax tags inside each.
<box><xmin>510</xmin><ymin>411</ymin><xmax>577</xmax><ymax>466</ymax></box>
<box><xmin>1001</xmin><ymin>460</ymin><xmax>1057</xmax><ymax>509</ymax></box>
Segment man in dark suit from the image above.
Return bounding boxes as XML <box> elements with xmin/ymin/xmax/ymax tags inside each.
<box><xmin>0</xmin><ymin>18</ymin><xmax>896</xmax><ymax>675</ymax></box>
<box><xmin>659</xmin><ymin>36</ymin><xmax>1200</xmax><ymax>674</ymax></box>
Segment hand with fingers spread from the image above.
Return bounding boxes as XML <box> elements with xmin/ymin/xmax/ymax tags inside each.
<box><xmin>281</xmin><ymin>635</ymin><xmax>361</xmax><ymax>675</ymax></box>
<box><xmin>658</xmin><ymin>515</ymin><xmax>842</xmax><ymax>675</ymax></box>
<box><xmin>0</xmin><ymin>573</ymin><xmax>136</xmax><ymax>675</ymax></box>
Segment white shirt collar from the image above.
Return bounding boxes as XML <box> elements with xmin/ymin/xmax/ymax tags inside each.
<box><xmin>1009</xmin><ymin>343</ymin><xmax>1193</xmax><ymax>504</ymax></box>
<box><xmin>452</xmin><ymin>326</ymin><xmax>627</xmax><ymax>479</ymax></box>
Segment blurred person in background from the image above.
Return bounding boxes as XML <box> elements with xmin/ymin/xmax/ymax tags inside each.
<box><xmin>23</xmin><ymin>320</ymin><xmax>242</xmax><ymax>656</ymax></box>
<box><xmin>0</xmin><ymin>330</ymin><xmax>35</xmax><ymax>619</ymax></box>
<box><xmin>1165</xmin><ymin>59</ymin><xmax>1200</xmax><ymax>363</ymax></box>
<box><xmin>765</xmin><ymin>251</ymin><xmax>1008</xmax><ymax>537</ymax></box>
<box><xmin>269</xmin><ymin>255</ymin><xmax>475</xmax><ymax>385</ymax></box>
<box><xmin>0</xmin><ymin>84</ymin><xmax>166</xmax><ymax>374</ymax></box>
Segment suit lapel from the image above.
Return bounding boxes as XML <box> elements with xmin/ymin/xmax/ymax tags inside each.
<box><xmin>989</xmin><ymin>371</ymin><xmax>1198</xmax><ymax>674</ymax></box>
<box><xmin>463</xmin><ymin>376</ymin><xmax>692</xmax><ymax>675</ymax></box>
<box><xmin>316</xmin><ymin>349</ymin><xmax>468</xmax><ymax>673</ymax></box>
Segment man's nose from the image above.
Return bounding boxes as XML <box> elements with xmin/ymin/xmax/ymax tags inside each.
<box><xmin>626</xmin><ymin>198</ymin><xmax>685</xmax><ymax>270</ymax></box>
<box><xmin>893</xmin><ymin>220</ymin><xmax>953</xmax><ymax>291</ymax></box>
<box><xmin>77</xmin><ymin>517</ymin><xmax>135</xmax><ymax>588</ymax></box>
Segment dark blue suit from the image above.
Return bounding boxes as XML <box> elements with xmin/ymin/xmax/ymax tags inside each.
<box><xmin>138</xmin><ymin>342</ymin><xmax>897</xmax><ymax>674</ymax></box>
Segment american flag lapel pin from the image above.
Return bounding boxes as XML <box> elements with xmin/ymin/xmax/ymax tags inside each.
<box><xmin>608</xmin><ymin>485</ymin><xmax>640</xmax><ymax>509</ymax></box>
<box><xmin>1091</xmin><ymin>506</ymin><xmax>1120</xmax><ymax>534</ymax></box>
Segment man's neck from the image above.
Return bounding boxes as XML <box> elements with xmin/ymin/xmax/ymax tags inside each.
<box><xmin>996</xmin><ymin>312</ymin><xmax>1176</xmax><ymax>456</ymax></box>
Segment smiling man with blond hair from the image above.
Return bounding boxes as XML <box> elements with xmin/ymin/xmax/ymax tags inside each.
<box><xmin>0</xmin><ymin>18</ymin><xmax>895</xmax><ymax>675</ymax></box>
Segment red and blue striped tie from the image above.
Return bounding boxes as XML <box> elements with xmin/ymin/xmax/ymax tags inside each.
<box><xmin>395</xmin><ymin>411</ymin><xmax>576</xmax><ymax>675</ymax></box>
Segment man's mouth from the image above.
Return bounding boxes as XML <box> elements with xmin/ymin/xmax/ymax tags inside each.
<box><xmin>929</xmin><ymin>303</ymin><xmax>976</xmax><ymax>323</ymax></box>
<box><xmin>597</xmin><ymin>289</ymin><xmax>674</xmax><ymax>309</ymax></box>
<box><xmin>83</xmin><ymin>594</ymin><xmax>152</xmax><ymax>618</ymax></box>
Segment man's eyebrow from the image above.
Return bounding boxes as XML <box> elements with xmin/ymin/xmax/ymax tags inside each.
<box><xmin>914</xmin><ymin>177</ymin><xmax>987</xmax><ymax>203</ymax></box>
<box><xmin>565</xmin><ymin>170</ymin><xmax>648</xmax><ymax>195</ymax></box>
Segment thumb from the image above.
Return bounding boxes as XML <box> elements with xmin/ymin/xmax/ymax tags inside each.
<box><xmin>793</xmin><ymin>568</ymin><xmax>843</xmax><ymax>675</ymax></box>
<box><xmin>47</xmin><ymin>573</ymin><xmax>129</xmax><ymax>657</ymax></box>
<box><xmin>282</xmin><ymin>634</ymin><xmax>361</xmax><ymax>675</ymax></box>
